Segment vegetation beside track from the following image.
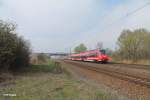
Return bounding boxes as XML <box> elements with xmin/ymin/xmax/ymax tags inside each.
<box><xmin>112</xmin><ymin>28</ymin><xmax>150</xmax><ymax>65</ymax></box>
<box><xmin>0</xmin><ymin>20</ymin><xmax>31</xmax><ymax>72</ymax></box>
<box><xmin>0</xmin><ymin>60</ymin><xmax>119</xmax><ymax>100</ymax></box>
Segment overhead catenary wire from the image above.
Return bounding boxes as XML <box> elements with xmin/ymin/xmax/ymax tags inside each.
<box><xmin>102</xmin><ymin>2</ymin><xmax>150</xmax><ymax>31</ymax></box>
<box><xmin>124</xmin><ymin>2</ymin><xmax>150</xmax><ymax>17</ymax></box>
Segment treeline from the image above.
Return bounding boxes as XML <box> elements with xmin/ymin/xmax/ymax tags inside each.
<box><xmin>0</xmin><ymin>20</ymin><xmax>31</xmax><ymax>72</ymax></box>
<box><xmin>114</xmin><ymin>28</ymin><xmax>150</xmax><ymax>62</ymax></box>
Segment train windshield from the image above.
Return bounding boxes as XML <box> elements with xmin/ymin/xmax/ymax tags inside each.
<box><xmin>100</xmin><ymin>50</ymin><xmax>106</xmax><ymax>54</ymax></box>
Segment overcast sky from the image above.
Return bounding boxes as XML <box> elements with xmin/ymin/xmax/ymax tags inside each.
<box><xmin>0</xmin><ymin>0</ymin><xmax>150</xmax><ymax>53</ymax></box>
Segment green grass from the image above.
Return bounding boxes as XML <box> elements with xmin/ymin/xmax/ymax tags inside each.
<box><xmin>0</xmin><ymin>62</ymin><xmax>119</xmax><ymax>100</ymax></box>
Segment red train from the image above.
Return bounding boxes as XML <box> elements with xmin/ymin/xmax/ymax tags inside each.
<box><xmin>69</xmin><ymin>49</ymin><xmax>110</xmax><ymax>63</ymax></box>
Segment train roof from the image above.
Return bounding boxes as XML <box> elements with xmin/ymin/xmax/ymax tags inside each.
<box><xmin>70</xmin><ymin>49</ymin><xmax>104</xmax><ymax>56</ymax></box>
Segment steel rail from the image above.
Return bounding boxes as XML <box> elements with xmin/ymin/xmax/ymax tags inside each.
<box><xmin>64</xmin><ymin>60</ymin><xmax>150</xmax><ymax>88</ymax></box>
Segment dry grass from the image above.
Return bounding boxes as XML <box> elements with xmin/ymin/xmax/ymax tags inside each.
<box><xmin>0</xmin><ymin>61</ymin><xmax>119</xmax><ymax>100</ymax></box>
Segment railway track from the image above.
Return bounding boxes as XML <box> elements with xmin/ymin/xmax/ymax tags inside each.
<box><xmin>63</xmin><ymin>60</ymin><xmax>150</xmax><ymax>88</ymax></box>
<box><xmin>107</xmin><ymin>62</ymin><xmax>150</xmax><ymax>70</ymax></box>
<box><xmin>82</xmin><ymin>61</ymin><xmax>150</xmax><ymax>70</ymax></box>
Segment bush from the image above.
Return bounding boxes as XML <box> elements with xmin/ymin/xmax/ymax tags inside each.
<box><xmin>116</xmin><ymin>28</ymin><xmax>150</xmax><ymax>62</ymax></box>
<box><xmin>0</xmin><ymin>20</ymin><xmax>31</xmax><ymax>71</ymax></box>
<box><xmin>37</xmin><ymin>53</ymin><xmax>49</xmax><ymax>63</ymax></box>
<box><xmin>30</xmin><ymin>53</ymin><xmax>50</xmax><ymax>65</ymax></box>
<box><xmin>10</xmin><ymin>37</ymin><xmax>31</xmax><ymax>71</ymax></box>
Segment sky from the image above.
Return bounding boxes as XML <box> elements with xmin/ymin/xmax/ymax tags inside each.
<box><xmin>0</xmin><ymin>0</ymin><xmax>150</xmax><ymax>53</ymax></box>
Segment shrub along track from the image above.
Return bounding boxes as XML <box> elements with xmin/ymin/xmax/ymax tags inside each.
<box><xmin>63</xmin><ymin>60</ymin><xmax>150</xmax><ymax>88</ymax></box>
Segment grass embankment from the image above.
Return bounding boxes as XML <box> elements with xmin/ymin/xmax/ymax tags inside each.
<box><xmin>0</xmin><ymin>60</ymin><xmax>119</xmax><ymax>100</ymax></box>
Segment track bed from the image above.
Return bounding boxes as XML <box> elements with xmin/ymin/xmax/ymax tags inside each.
<box><xmin>63</xmin><ymin>60</ymin><xmax>150</xmax><ymax>88</ymax></box>
<box><xmin>61</xmin><ymin>60</ymin><xmax>150</xmax><ymax>99</ymax></box>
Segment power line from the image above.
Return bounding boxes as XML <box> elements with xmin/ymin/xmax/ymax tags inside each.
<box><xmin>123</xmin><ymin>2</ymin><xmax>150</xmax><ymax>18</ymax></box>
<box><xmin>102</xmin><ymin>2</ymin><xmax>150</xmax><ymax>31</ymax></box>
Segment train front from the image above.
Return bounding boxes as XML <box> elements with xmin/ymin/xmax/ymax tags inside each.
<box><xmin>98</xmin><ymin>50</ymin><xmax>110</xmax><ymax>63</ymax></box>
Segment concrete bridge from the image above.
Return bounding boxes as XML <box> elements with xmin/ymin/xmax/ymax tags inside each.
<box><xmin>48</xmin><ymin>53</ymin><xmax>69</xmax><ymax>56</ymax></box>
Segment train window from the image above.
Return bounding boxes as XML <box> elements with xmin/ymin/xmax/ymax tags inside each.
<box><xmin>88</xmin><ymin>53</ymin><xmax>97</xmax><ymax>57</ymax></box>
<box><xmin>100</xmin><ymin>50</ymin><xmax>106</xmax><ymax>54</ymax></box>
<box><xmin>81</xmin><ymin>56</ymin><xmax>86</xmax><ymax>58</ymax></box>
<box><xmin>73</xmin><ymin>56</ymin><xmax>81</xmax><ymax>58</ymax></box>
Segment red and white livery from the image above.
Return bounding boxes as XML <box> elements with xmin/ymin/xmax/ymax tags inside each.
<box><xmin>69</xmin><ymin>49</ymin><xmax>110</xmax><ymax>63</ymax></box>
